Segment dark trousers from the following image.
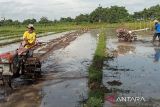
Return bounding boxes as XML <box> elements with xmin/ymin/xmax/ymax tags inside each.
<box><xmin>153</xmin><ymin>33</ymin><xmax>160</xmax><ymax>42</ymax></box>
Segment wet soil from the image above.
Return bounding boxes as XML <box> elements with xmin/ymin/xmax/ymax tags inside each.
<box><xmin>39</xmin><ymin>31</ymin><xmax>98</xmax><ymax>107</ymax></box>
<box><xmin>0</xmin><ymin>30</ymin><xmax>98</xmax><ymax>107</ymax></box>
<box><xmin>104</xmin><ymin>35</ymin><xmax>160</xmax><ymax>107</ymax></box>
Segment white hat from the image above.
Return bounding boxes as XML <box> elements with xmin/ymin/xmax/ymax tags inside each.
<box><xmin>154</xmin><ymin>20</ymin><xmax>159</xmax><ymax>23</ymax></box>
<box><xmin>27</xmin><ymin>24</ymin><xmax>34</xmax><ymax>29</ymax></box>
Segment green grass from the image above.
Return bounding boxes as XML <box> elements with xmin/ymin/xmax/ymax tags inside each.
<box><xmin>0</xmin><ymin>23</ymin><xmax>110</xmax><ymax>46</ymax></box>
<box><xmin>0</xmin><ymin>22</ymin><xmax>154</xmax><ymax>35</ymax></box>
<box><xmin>86</xmin><ymin>30</ymin><xmax>106</xmax><ymax>107</ymax></box>
<box><xmin>0</xmin><ymin>23</ymin><xmax>102</xmax><ymax>35</ymax></box>
<box><xmin>0</xmin><ymin>22</ymin><xmax>154</xmax><ymax>46</ymax></box>
<box><xmin>119</xmin><ymin>21</ymin><xmax>154</xmax><ymax>30</ymax></box>
<box><xmin>0</xmin><ymin>32</ymin><xmax>56</xmax><ymax>46</ymax></box>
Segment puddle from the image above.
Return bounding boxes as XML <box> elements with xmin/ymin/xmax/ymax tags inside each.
<box><xmin>40</xmin><ymin>31</ymin><xmax>98</xmax><ymax>107</ymax></box>
<box><xmin>0</xmin><ymin>30</ymin><xmax>98</xmax><ymax>107</ymax></box>
<box><xmin>104</xmin><ymin>36</ymin><xmax>160</xmax><ymax>107</ymax></box>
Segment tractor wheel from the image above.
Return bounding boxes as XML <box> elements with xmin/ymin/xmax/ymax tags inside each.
<box><xmin>2</xmin><ymin>75</ymin><xmax>12</xmax><ymax>89</ymax></box>
<box><xmin>34</xmin><ymin>68</ymin><xmax>42</xmax><ymax>79</ymax></box>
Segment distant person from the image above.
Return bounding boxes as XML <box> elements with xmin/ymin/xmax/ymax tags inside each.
<box><xmin>22</xmin><ymin>24</ymin><xmax>36</xmax><ymax>49</ymax></box>
<box><xmin>152</xmin><ymin>20</ymin><xmax>160</xmax><ymax>42</ymax></box>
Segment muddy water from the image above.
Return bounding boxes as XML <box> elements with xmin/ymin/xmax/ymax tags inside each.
<box><xmin>104</xmin><ymin>36</ymin><xmax>160</xmax><ymax>107</ymax></box>
<box><xmin>0</xmin><ymin>30</ymin><xmax>98</xmax><ymax>107</ymax></box>
<box><xmin>40</xmin><ymin>31</ymin><xmax>98</xmax><ymax>107</ymax></box>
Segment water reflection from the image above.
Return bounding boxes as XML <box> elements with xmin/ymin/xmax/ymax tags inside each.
<box><xmin>117</xmin><ymin>45</ymin><xmax>135</xmax><ymax>55</ymax></box>
<box><xmin>104</xmin><ymin>39</ymin><xmax>160</xmax><ymax>107</ymax></box>
<box><xmin>154</xmin><ymin>48</ymin><xmax>160</xmax><ymax>62</ymax></box>
<box><xmin>112</xmin><ymin>45</ymin><xmax>135</xmax><ymax>57</ymax></box>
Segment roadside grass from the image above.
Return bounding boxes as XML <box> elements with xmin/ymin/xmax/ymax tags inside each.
<box><xmin>86</xmin><ymin>30</ymin><xmax>106</xmax><ymax>107</ymax></box>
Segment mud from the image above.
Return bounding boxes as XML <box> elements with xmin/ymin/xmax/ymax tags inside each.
<box><xmin>39</xmin><ymin>30</ymin><xmax>98</xmax><ymax>107</ymax></box>
<box><xmin>104</xmin><ymin>35</ymin><xmax>160</xmax><ymax>107</ymax></box>
<box><xmin>35</xmin><ymin>30</ymin><xmax>87</xmax><ymax>61</ymax></box>
<box><xmin>0</xmin><ymin>30</ymin><xmax>98</xmax><ymax>107</ymax></box>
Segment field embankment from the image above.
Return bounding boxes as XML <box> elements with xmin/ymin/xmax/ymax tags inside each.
<box><xmin>86</xmin><ymin>29</ymin><xmax>107</xmax><ymax>107</ymax></box>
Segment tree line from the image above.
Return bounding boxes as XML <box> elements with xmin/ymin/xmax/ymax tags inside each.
<box><xmin>0</xmin><ymin>4</ymin><xmax>160</xmax><ymax>26</ymax></box>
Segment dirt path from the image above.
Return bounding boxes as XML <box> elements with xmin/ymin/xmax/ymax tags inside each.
<box><xmin>0</xmin><ymin>30</ymin><xmax>98</xmax><ymax>107</ymax></box>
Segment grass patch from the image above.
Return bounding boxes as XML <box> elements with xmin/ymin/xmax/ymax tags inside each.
<box><xmin>0</xmin><ymin>22</ymin><xmax>153</xmax><ymax>46</ymax></box>
<box><xmin>0</xmin><ymin>32</ymin><xmax>56</xmax><ymax>46</ymax></box>
<box><xmin>0</xmin><ymin>22</ymin><xmax>154</xmax><ymax>36</ymax></box>
<box><xmin>86</xmin><ymin>30</ymin><xmax>106</xmax><ymax>107</ymax></box>
<box><xmin>0</xmin><ymin>23</ymin><xmax>105</xmax><ymax>45</ymax></box>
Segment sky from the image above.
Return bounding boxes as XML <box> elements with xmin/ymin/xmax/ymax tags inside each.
<box><xmin>0</xmin><ymin>0</ymin><xmax>160</xmax><ymax>21</ymax></box>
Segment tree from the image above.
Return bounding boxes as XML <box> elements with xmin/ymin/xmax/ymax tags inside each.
<box><xmin>89</xmin><ymin>6</ymin><xmax>130</xmax><ymax>23</ymax></box>
<box><xmin>53</xmin><ymin>19</ymin><xmax>58</xmax><ymax>23</ymax></box>
<box><xmin>108</xmin><ymin>6</ymin><xmax>129</xmax><ymax>23</ymax></box>
<box><xmin>23</xmin><ymin>18</ymin><xmax>37</xmax><ymax>24</ymax></box>
<box><xmin>75</xmin><ymin>14</ymin><xmax>89</xmax><ymax>23</ymax></box>
<box><xmin>39</xmin><ymin>17</ymin><xmax>51</xmax><ymax>24</ymax></box>
<box><xmin>90</xmin><ymin>7</ymin><xmax>105</xmax><ymax>23</ymax></box>
<box><xmin>5</xmin><ymin>19</ymin><xmax>12</xmax><ymax>24</ymax></box>
<box><xmin>60</xmin><ymin>17</ymin><xmax>73</xmax><ymax>22</ymax></box>
<box><xmin>133</xmin><ymin>5</ymin><xmax>160</xmax><ymax>20</ymax></box>
<box><xmin>13</xmin><ymin>20</ymin><xmax>20</xmax><ymax>25</ymax></box>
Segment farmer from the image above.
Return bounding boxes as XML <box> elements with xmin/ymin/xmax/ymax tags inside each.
<box><xmin>19</xmin><ymin>24</ymin><xmax>37</xmax><ymax>57</ymax></box>
<box><xmin>153</xmin><ymin>20</ymin><xmax>160</xmax><ymax>42</ymax></box>
<box><xmin>23</xmin><ymin>24</ymin><xmax>36</xmax><ymax>49</ymax></box>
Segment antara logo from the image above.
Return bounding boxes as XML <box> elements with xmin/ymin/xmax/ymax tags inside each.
<box><xmin>105</xmin><ymin>95</ymin><xmax>146</xmax><ymax>104</ymax></box>
<box><xmin>116</xmin><ymin>97</ymin><xmax>146</xmax><ymax>102</ymax></box>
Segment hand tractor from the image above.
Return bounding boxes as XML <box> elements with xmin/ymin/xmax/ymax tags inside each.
<box><xmin>116</xmin><ymin>28</ymin><xmax>137</xmax><ymax>42</ymax></box>
<box><xmin>116</xmin><ymin>28</ymin><xmax>150</xmax><ymax>42</ymax></box>
<box><xmin>0</xmin><ymin>43</ymin><xmax>41</xmax><ymax>88</ymax></box>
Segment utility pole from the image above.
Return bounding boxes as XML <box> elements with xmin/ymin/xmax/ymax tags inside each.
<box><xmin>98</xmin><ymin>4</ymin><xmax>102</xmax><ymax>23</ymax></box>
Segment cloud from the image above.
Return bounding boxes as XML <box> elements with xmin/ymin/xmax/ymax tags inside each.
<box><xmin>0</xmin><ymin>0</ymin><xmax>159</xmax><ymax>21</ymax></box>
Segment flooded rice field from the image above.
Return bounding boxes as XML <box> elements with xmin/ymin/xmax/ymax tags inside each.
<box><xmin>104</xmin><ymin>35</ymin><xmax>160</xmax><ymax>107</ymax></box>
<box><xmin>40</xmin><ymin>31</ymin><xmax>98</xmax><ymax>107</ymax></box>
<box><xmin>0</xmin><ymin>30</ymin><xmax>98</xmax><ymax>107</ymax></box>
<box><xmin>1</xmin><ymin>28</ymin><xmax>159</xmax><ymax>107</ymax></box>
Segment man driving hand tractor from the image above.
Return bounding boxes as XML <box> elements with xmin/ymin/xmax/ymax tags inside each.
<box><xmin>17</xmin><ymin>24</ymin><xmax>37</xmax><ymax>57</ymax></box>
<box><xmin>23</xmin><ymin>24</ymin><xmax>36</xmax><ymax>49</ymax></box>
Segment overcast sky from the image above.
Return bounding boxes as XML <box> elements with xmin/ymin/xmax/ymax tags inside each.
<box><xmin>0</xmin><ymin>0</ymin><xmax>160</xmax><ymax>21</ymax></box>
